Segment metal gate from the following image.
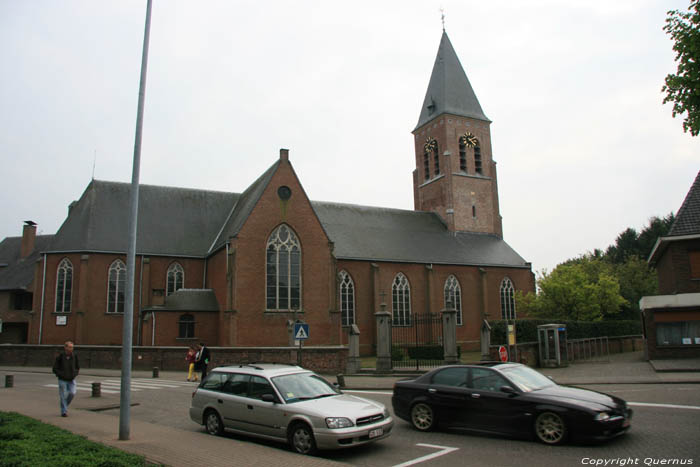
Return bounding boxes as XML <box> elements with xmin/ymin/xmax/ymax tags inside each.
<box><xmin>391</xmin><ymin>313</ymin><xmax>444</xmax><ymax>370</ymax></box>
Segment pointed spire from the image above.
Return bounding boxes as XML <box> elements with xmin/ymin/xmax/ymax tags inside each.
<box><xmin>415</xmin><ymin>31</ymin><xmax>489</xmax><ymax>131</ymax></box>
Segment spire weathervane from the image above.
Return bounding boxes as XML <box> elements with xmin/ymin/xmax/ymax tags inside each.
<box><xmin>440</xmin><ymin>7</ymin><xmax>445</xmax><ymax>31</ymax></box>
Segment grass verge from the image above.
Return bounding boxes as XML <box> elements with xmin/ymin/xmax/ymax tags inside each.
<box><xmin>0</xmin><ymin>411</ymin><xmax>156</xmax><ymax>467</ymax></box>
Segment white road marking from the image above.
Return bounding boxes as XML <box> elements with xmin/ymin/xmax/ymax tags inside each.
<box><xmin>392</xmin><ymin>444</ymin><xmax>459</xmax><ymax>467</ymax></box>
<box><xmin>629</xmin><ymin>401</ymin><xmax>700</xmax><ymax>411</ymax></box>
<box><xmin>44</xmin><ymin>383</ymin><xmax>123</xmax><ymax>394</ymax></box>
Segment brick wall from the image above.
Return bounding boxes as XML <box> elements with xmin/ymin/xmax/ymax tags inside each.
<box><xmin>657</xmin><ymin>239</ymin><xmax>700</xmax><ymax>294</ymax></box>
<box><xmin>0</xmin><ymin>344</ymin><xmax>348</xmax><ymax>374</ymax></box>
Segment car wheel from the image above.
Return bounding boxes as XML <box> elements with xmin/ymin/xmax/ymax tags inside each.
<box><xmin>204</xmin><ymin>410</ymin><xmax>223</xmax><ymax>436</ymax></box>
<box><xmin>289</xmin><ymin>423</ymin><xmax>317</xmax><ymax>455</ymax></box>
<box><xmin>534</xmin><ymin>411</ymin><xmax>567</xmax><ymax>445</ymax></box>
<box><xmin>410</xmin><ymin>402</ymin><xmax>435</xmax><ymax>431</ymax></box>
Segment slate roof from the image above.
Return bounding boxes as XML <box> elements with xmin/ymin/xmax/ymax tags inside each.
<box><xmin>38</xmin><ymin>175</ymin><xmax>528</xmax><ymax>269</ymax></box>
<box><xmin>0</xmin><ymin>234</ymin><xmax>54</xmax><ymax>290</ymax></box>
<box><xmin>415</xmin><ymin>31</ymin><xmax>489</xmax><ymax>131</ymax></box>
<box><xmin>209</xmin><ymin>160</ymin><xmax>280</xmax><ymax>253</ymax></box>
<box><xmin>47</xmin><ymin>180</ymin><xmax>238</xmax><ymax>257</ymax></box>
<box><xmin>667</xmin><ymin>170</ymin><xmax>700</xmax><ymax>237</ymax></box>
<box><xmin>313</xmin><ymin>201</ymin><xmax>527</xmax><ymax>267</ymax></box>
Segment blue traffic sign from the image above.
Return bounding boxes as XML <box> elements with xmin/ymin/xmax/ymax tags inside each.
<box><xmin>294</xmin><ymin>323</ymin><xmax>309</xmax><ymax>340</ymax></box>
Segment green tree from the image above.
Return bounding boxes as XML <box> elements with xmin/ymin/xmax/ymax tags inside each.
<box><xmin>516</xmin><ymin>259</ymin><xmax>627</xmax><ymax>322</ymax></box>
<box><xmin>613</xmin><ymin>256</ymin><xmax>659</xmax><ymax>320</ymax></box>
<box><xmin>662</xmin><ymin>0</ymin><xmax>700</xmax><ymax>136</ymax></box>
<box><xmin>604</xmin><ymin>214</ymin><xmax>675</xmax><ymax>263</ymax></box>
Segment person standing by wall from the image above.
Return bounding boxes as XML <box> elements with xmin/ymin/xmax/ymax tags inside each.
<box><xmin>185</xmin><ymin>345</ymin><xmax>197</xmax><ymax>382</ymax></box>
<box><xmin>195</xmin><ymin>342</ymin><xmax>211</xmax><ymax>380</ymax></box>
<box><xmin>52</xmin><ymin>341</ymin><xmax>80</xmax><ymax>417</ymax></box>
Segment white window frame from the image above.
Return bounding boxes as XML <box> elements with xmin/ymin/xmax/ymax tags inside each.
<box><xmin>392</xmin><ymin>273</ymin><xmax>411</xmax><ymax>326</ymax></box>
<box><xmin>339</xmin><ymin>270</ymin><xmax>355</xmax><ymax>327</ymax></box>
<box><xmin>167</xmin><ymin>262</ymin><xmax>184</xmax><ymax>296</ymax></box>
<box><xmin>107</xmin><ymin>259</ymin><xmax>126</xmax><ymax>314</ymax></box>
<box><xmin>266</xmin><ymin>224</ymin><xmax>302</xmax><ymax>311</ymax></box>
<box><xmin>444</xmin><ymin>275</ymin><xmax>463</xmax><ymax>326</ymax></box>
<box><xmin>55</xmin><ymin>258</ymin><xmax>73</xmax><ymax>313</ymax></box>
<box><xmin>500</xmin><ymin>277</ymin><xmax>516</xmax><ymax>320</ymax></box>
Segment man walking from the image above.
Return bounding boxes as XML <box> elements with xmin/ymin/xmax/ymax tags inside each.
<box><xmin>52</xmin><ymin>341</ymin><xmax>80</xmax><ymax>417</ymax></box>
<box><xmin>195</xmin><ymin>342</ymin><xmax>211</xmax><ymax>380</ymax></box>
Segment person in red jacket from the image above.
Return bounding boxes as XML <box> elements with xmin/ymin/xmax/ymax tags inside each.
<box><xmin>52</xmin><ymin>341</ymin><xmax>80</xmax><ymax>417</ymax></box>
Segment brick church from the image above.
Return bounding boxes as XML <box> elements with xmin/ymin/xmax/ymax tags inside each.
<box><xmin>0</xmin><ymin>31</ymin><xmax>534</xmax><ymax>355</ymax></box>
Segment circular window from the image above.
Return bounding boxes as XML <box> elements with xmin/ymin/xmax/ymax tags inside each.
<box><xmin>277</xmin><ymin>186</ymin><xmax>292</xmax><ymax>200</ymax></box>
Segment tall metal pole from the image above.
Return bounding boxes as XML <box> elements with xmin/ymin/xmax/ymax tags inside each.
<box><xmin>120</xmin><ymin>0</ymin><xmax>152</xmax><ymax>441</ymax></box>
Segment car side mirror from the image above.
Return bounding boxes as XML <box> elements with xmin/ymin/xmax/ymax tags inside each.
<box><xmin>261</xmin><ymin>394</ymin><xmax>277</xmax><ymax>403</ymax></box>
<box><xmin>500</xmin><ymin>385</ymin><xmax>517</xmax><ymax>395</ymax></box>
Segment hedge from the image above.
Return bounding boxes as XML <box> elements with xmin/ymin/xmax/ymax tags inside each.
<box><xmin>490</xmin><ymin>319</ymin><xmax>642</xmax><ymax>344</ymax></box>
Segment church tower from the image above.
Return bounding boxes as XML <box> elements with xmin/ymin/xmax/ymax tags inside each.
<box><xmin>412</xmin><ymin>31</ymin><xmax>503</xmax><ymax>237</ymax></box>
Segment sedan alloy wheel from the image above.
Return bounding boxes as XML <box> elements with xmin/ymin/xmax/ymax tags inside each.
<box><xmin>535</xmin><ymin>411</ymin><xmax>566</xmax><ymax>445</ymax></box>
<box><xmin>410</xmin><ymin>402</ymin><xmax>435</xmax><ymax>431</ymax></box>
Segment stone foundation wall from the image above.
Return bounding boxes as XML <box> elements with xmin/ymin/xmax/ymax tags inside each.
<box><xmin>0</xmin><ymin>344</ymin><xmax>348</xmax><ymax>374</ymax></box>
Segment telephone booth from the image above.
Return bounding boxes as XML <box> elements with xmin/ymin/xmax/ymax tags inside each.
<box><xmin>538</xmin><ymin>324</ymin><xmax>568</xmax><ymax>367</ymax></box>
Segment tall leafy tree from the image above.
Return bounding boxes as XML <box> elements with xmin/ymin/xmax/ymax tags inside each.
<box><xmin>516</xmin><ymin>259</ymin><xmax>627</xmax><ymax>322</ymax></box>
<box><xmin>662</xmin><ymin>0</ymin><xmax>700</xmax><ymax>136</ymax></box>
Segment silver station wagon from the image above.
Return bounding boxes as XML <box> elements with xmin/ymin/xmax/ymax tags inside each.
<box><xmin>189</xmin><ymin>363</ymin><xmax>393</xmax><ymax>455</ymax></box>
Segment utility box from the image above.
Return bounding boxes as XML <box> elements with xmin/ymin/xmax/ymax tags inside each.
<box><xmin>538</xmin><ymin>324</ymin><xmax>568</xmax><ymax>367</ymax></box>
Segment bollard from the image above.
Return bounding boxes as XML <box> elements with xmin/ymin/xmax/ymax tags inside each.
<box><xmin>5</xmin><ymin>375</ymin><xmax>14</xmax><ymax>388</ymax></box>
<box><xmin>152</xmin><ymin>367</ymin><xmax>159</xmax><ymax>378</ymax></box>
<box><xmin>336</xmin><ymin>374</ymin><xmax>345</xmax><ymax>389</ymax></box>
<box><xmin>91</xmin><ymin>382</ymin><xmax>101</xmax><ymax>397</ymax></box>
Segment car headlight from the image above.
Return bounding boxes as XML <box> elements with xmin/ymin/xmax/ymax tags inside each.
<box><xmin>383</xmin><ymin>408</ymin><xmax>390</xmax><ymax>418</ymax></box>
<box><xmin>326</xmin><ymin>417</ymin><xmax>354</xmax><ymax>429</ymax></box>
<box><xmin>594</xmin><ymin>412</ymin><xmax>611</xmax><ymax>421</ymax></box>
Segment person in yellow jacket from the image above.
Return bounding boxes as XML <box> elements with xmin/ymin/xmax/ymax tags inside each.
<box><xmin>185</xmin><ymin>345</ymin><xmax>197</xmax><ymax>382</ymax></box>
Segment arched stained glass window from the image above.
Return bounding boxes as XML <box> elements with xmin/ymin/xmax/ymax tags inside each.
<box><xmin>444</xmin><ymin>275</ymin><xmax>463</xmax><ymax>326</ymax></box>
<box><xmin>55</xmin><ymin>258</ymin><xmax>73</xmax><ymax>313</ymax></box>
<box><xmin>167</xmin><ymin>263</ymin><xmax>184</xmax><ymax>296</ymax></box>
<box><xmin>500</xmin><ymin>277</ymin><xmax>516</xmax><ymax>320</ymax></box>
<box><xmin>266</xmin><ymin>224</ymin><xmax>301</xmax><ymax>311</ymax></box>
<box><xmin>339</xmin><ymin>270</ymin><xmax>355</xmax><ymax>327</ymax></box>
<box><xmin>392</xmin><ymin>273</ymin><xmax>411</xmax><ymax>326</ymax></box>
<box><xmin>107</xmin><ymin>260</ymin><xmax>126</xmax><ymax>314</ymax></box>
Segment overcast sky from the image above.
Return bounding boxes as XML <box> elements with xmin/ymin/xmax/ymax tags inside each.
<box><xmin>1</xmin><ymin>0</ymin><xmax>697</xmax><ymax>274</ymax></box>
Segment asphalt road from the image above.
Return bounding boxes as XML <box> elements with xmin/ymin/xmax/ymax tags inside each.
<box><xmin>9</xmin><ymin>373</ymin><xmax>700</xmax><ymax>467</ymax></box>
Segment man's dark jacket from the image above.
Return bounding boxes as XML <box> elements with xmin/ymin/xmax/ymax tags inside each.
<box><xmin>53</xmin><ymin>352</ymin><xmax>80</xmax><ymax>381</ymax></box>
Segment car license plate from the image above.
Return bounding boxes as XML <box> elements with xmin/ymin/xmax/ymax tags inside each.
<box><xmin>369</xmin><ymin>428</ymin><xmax>383</xmax><ymax>438</ymax></box>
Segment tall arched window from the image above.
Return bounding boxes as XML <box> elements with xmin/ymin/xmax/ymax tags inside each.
<box><xmin>266</xmin><ymin>224</ymin><xmax>301</xmax><ymax>311</ymax></box>
<box><xmin>339</xmin><ymin>270</ymin><xmax>355</xmax><ymax>327</ymax></box>
<box><xmin>444</xmin><ymin>275</ymin><xmax>463</xmax><ymax>326</ymax></box>
<box><xmin>107</xmin><ymin>260</ymin><xmax>126</xmax><ymax>314</ymax></box>
<box><xmin>458</xmin><ymin>137</ymin><xmax>468</xmax><ymax>172</ymax></box>
<box><xmin>179</xmin><ymin>314</ymin><xmax>195</xmax><ymax>338</ymax></box>
<box><xmin>392</xmin><ymin>273</ymin><xmax>411</xmax><ymax>326</ymax></box>
<box><xmin>500</xmin><ymin>277</ymin><xmax>516</xmax><ymax>320</ymax></box>
<box><xmin>423</xmin><ymin>152</ymin><xmax>430</xmax><ymax>180</ymax></box>
<box><xmin>167</xmin><ymin>262</ymin><xmax>184</xmax><ymax>296</ymax></box>
<box><xmin>474</xmin><ymin>143</ymin><xmax>483</xmax><ymax>174</ymax></box>
<box><xmin>55</xmin><ymin>258</ymin><xmax>73</xmax><ymax>313</ymax></box>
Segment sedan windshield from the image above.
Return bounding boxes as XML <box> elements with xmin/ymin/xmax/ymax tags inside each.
<box><xmin>272</xmin><ymin>372</ymin><xmax>340</xmax><ymax>403</ymax></box>
<box><xmin>500</xmin><ymin>365</ymin><xmax>556</xmax><ymax>392</ymax></box>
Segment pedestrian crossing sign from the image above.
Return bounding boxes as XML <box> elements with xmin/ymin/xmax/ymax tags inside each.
<box><xmin>294</xmin><ymin>323</ymin><xmax>309</xmax><ymax>340</ymax></box>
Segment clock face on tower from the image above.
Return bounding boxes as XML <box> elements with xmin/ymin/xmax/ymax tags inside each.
<box><xmin>424</xmin><ymin>137</ymin><xmax>438</xmax><ymax>154</ymax></box>
<box><xmin>460</xmin><ymin>132</ymin><xmax>478</xmax><ymax>148</ymax></box>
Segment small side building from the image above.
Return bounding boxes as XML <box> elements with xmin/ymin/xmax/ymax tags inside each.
<box><xmin>642</xmin><ymin>171</ymin><xmax>700</xmax><ymax>359</ymax></box>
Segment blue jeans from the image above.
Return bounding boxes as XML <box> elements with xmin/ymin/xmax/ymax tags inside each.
<box><xmin>58</xmin><ymin>379</ymin><xmax>76</xmax><ymax>415</ymax></box>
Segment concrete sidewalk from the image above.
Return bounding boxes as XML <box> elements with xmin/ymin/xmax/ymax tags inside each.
<box><xmin>1</xmin><ymin>351</ymin><xmax>698</xmax><ymax>467</ymax></box>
